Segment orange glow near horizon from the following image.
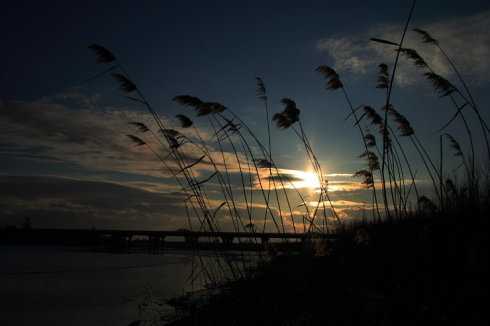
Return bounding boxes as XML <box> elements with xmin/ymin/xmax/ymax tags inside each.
<box><xmin>287</xmin><ymin>169</ymin><xmax>322</xmax><ymax>190</ymax></box>
<box><xmin>255</xmin><ymin>167</ymin><xmax>366</xmax><ymax>192</ymax></box>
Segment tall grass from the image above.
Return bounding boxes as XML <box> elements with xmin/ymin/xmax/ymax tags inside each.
<box><xmin>88</xmin><ymin>0</ymin><xmax>489</xmax><ymax>293</ymax></box>
<box><xmin>88</xmin><ymin>45</ymin><xmax>337</xmax><ymax>287</ymax></box>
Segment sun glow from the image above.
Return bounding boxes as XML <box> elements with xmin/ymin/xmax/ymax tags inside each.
<box><xmin>255</xmin><ymin>168</ymin><xmax>365</xmax><ymax>192</ymax></box>
<box><xmin>287</xmin><ymin>169</ymin><xmax>322</xmax><ymax>190</ymax></box>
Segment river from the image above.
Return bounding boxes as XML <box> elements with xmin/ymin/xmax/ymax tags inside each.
<box><xmin>0</xmin><ymin>245</ymin><xmax>214</xmax><ymax>326</ymax></box>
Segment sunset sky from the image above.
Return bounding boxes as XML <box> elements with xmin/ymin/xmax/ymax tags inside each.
<box><xmin>1</xmin><ymin>0</ymin><xmax>489</xmax><ymax>230</ymax></box>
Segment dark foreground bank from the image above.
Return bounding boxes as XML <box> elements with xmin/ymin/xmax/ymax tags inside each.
<box><xmin>165</xmin><ymin>207</ymin><xmax>488</xmax><ymax>325</ymax></box>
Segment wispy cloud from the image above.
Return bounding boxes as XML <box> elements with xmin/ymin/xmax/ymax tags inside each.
<box><xmin>0</xmin><ymin>90</ymin><xmax>249</xmax><ymax>182</ymax></box>
<box><xmin>1</xmin><ymin>96</ymin><xmax>163</xmax><ymax>175</ymax></box>
<box><xmin>317</xmin><ymin>10</ymin><xmax>490</xmax><ymax>86</ymax></box>
<box><xmin>253</xmin><ymin>168</ymin><xmax>366</xmax><ymax>193</ymax></box>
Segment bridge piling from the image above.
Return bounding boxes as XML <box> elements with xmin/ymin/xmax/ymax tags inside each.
<box><xmin>220</xmin><ymin>235</ymin><xmax>234</xmax><ymax>247</ymax></box>
<box><xmin>184</xmin><ymin>235</ymin><xmax>199</xmax><ymax>246</ymax></box>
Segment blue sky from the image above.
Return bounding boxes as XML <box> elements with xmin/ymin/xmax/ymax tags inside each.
<box><xmin>1</xmin><ymin>0</ymin><xmax>490</xmax><ymax>229</ymax></box>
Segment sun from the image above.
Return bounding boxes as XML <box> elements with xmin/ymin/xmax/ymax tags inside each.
<box><xmin>301</xmin><ymin>171</ymin><xmax>322</xmax><ymax>189</ymax></box>
<box><xmin>290</xmin><ymin>170</ymin><xmax>321</xmax><ymax>190</ymax></box>
<box><xmin>256</xmin><ymin>168</ymin><xmax>323</xmax><ymax>191</ymax></box>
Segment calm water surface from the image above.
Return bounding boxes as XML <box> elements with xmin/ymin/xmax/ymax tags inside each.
<box><xmin>0</xmin><ymin>246</ymin><xmax>206</xmax><ymax>326</ymax></box>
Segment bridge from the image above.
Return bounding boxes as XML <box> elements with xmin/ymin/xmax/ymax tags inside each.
<box><xmin>0</xmin><ymin>228</ymin><xmax>337</xmax><ymax>252</ymax></box>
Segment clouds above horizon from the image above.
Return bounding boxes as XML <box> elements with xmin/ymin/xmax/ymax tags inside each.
<box><xmin>0</xmin><ymin>94</ymin><xmax>166</xmax><ymax>175</ymax></box>
<box><xmin>0</xmin><ymin>175</ymin><xmax>377</xmax><ymax>231</ymax></box>
<box><xmin>0</xmin><ymin>91</ymin><xmax>422</xmax><ymax>229</ymax></box>
<box><xmin>0</xmin><ymin>175</ymin><xmax>189</xmax><ymax>229</ymax></box>
<box><xmin>317</xmin><ymin>10</ymin><xmax>490</xmax><ymax>86</ymax></box>
<box><xmin>0</xmin><ymin>91</ymin><xmax>252</xmax><ymax>181</ymax></box>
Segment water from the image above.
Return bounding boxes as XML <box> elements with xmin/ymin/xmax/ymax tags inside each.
<box><xmin>0</xmin><ymin>246</ymin><xmax>205</xmax><ymax>326</ymax></box>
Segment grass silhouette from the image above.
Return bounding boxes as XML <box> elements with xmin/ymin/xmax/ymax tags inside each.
<box><xmin>86</xmin><ymin>0</ymin><xmax>489</xmax><ymax>323</ymax></box>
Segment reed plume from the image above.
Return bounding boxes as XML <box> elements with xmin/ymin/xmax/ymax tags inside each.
<box><xmin>129</xmin><ymin>122</ymin><xmax>150</xmax><ymax>133</ymax></box>
<box><xmin>370</xmin><ymin>38</ymin><xmax>399</xmax><ymax>46</ymax></box>
<box><xmin>256</xmin><ymin>77</ymin><xmax>267</xmax><ymax>102</ymax></box>
<box><xmin>112</xmin><ymin>73</ymin><xmax>137</xmax><ymax>93</ymax></box>
<box><xmin>353</xmin><ymin>170</ymin><xmax>374</xmax><ymax>188</ymax></box>
<box><xmin>173</xmin><ymin>95</ymin><xmax>227</xmax><ymax>116</ymax></box>
<box><xmin>371</xmin><ymin>0</ymin><xmax>417</xmax><ymax>219</ymax></box>
<box><xmin>445</xmin><ymin>133</ymin><xmax>463</xmax><ymax>157</ymax></box>
<box><xmin>398</xmin><ymin>48</ymin><xmax>428</xmax><ymax>68</ymax></box>
<box><xmin>413</xmin><ymin>26</ymin><xmax>490</xmax><ymax>163</ymax></box>
<box><xmin>175</xmin><ymin>114</ymin><xmax>193</xmax><ymax>128</ymax></box>
<box><xmin>359</xmin><ymin>151</ymin><xmax>380</xmax><ymax>171</ymax></box>
<box><xmin>412</xmin><ymin>28</ymin><xmax>438</xmax><ymax>45</ymax></box>
<box><xmin>126</xmin><ymin>134</ymin><xmax>146</xmax><ymax>146</ymax></box>
<box><xmin>254</xmin><ymin>159</ymin><xmax>273</xmax><ymax>168</ymax></box>
<box><xmin>377</xmin><ymin>64</ymin><xmax>389</xmax><ymax>89</ymax></box>
<box><xmin>424</xmin><ymin>72</ymin><xmax>455</xmax><ymax>97</ymax></box>
<box><xmin>316</xmin><ymin>65</ymin><xmax>343</xmax><ymax>90</ymax></box>
<box><xmin>316</xmin><ymin>65</ymin><xmax>382</xmax><ymax>220</ymax></box>
<box><xmin>384</xmin><ymin>105</ymin><xmax>414</xmax><ymax>137</ymax></box>
<box><xmin>364</xmin><ymin>133</ymin><xmax>377</xmax><ymax>147</ymax></box>
<box><xmin>88</xmin><ymin>44</ymin><xmax>116</xmax><ymax>63</ymax></box>
<box><xmin>272</xmin><ymin>98</ymin><xmax>301</xmax><ymax>129</ymax></box>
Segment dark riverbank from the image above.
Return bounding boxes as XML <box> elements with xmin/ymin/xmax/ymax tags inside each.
<box><xmin>167</xmin><ymin>209</ymin><xmax>488</xmax><ymax>325</ymax></box>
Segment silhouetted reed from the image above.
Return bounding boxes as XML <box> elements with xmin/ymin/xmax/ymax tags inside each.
<box><xmin>316</xmin><ymin>66</ymin><xmax>382</xmax><ymax>219</ymax></box>
<box><xmin>87</xmin><ymin>2</ymin><xmax>489</xmax><ymax>321</ymax></box>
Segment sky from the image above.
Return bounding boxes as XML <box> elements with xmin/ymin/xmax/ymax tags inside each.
<box><xmin>1</xmin><ymin>0</ymin><xmax>490</xmax><ymax>230</ymax></box>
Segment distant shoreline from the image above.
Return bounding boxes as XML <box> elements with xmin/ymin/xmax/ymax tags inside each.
<box><xmin>0</xmin><ymin>228</ymin><xmax>307</xmax><ymax>253</ymax></box>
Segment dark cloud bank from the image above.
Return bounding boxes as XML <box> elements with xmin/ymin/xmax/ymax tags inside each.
<box><xmin>0</xmin><ymin>175</ymin><xmax>187</xmax><ymax>229</ymax></box>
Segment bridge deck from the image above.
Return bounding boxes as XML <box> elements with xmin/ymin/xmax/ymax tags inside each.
<box><xmin>14</xmin><ymin>228</ymin><xmax>336</xmax><ymax>239</ymax></box>
<box><xmin>1</xmin><ymin>228</ymin><xmax>338</xmax><ymax>251</ymax></box>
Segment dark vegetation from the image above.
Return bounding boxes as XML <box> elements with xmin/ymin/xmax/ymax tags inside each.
<box><xmin>85</xmin><ymin>1</ymin><xmax>489</xmax><ymax>324</ymax></box>
<box><xmin>166</xmin><ymin>205</ymin><xmax>488</xmax><ymax>325</ymax></box>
